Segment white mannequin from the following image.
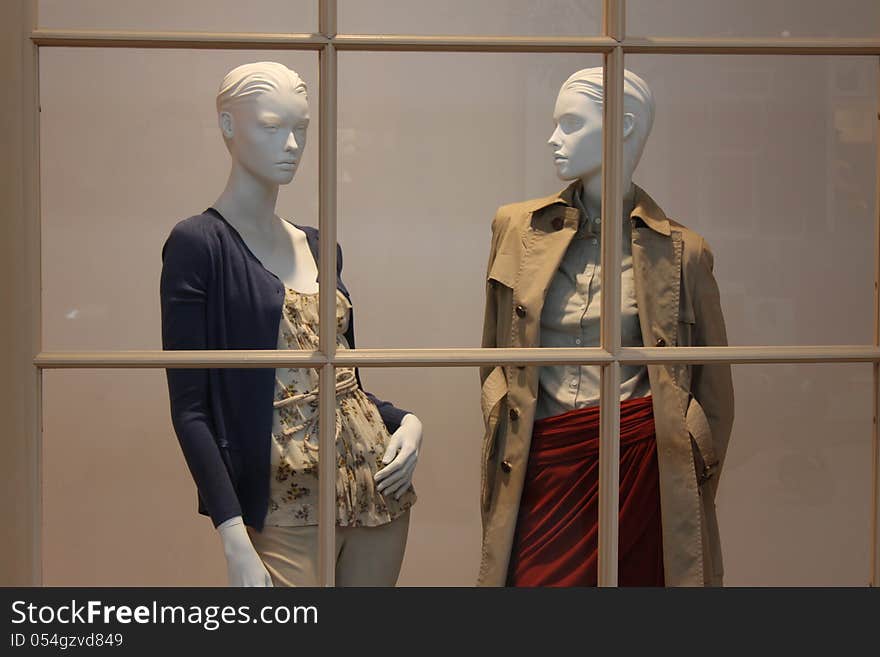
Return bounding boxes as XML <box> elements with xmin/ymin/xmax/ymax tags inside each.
<box><xmin>547</xmin><ymin>67</ymin><xmax>655</xmax><ymax>215</ymax></box>
<box><xmin>210</xmin><ymin>62</ymin><xmax>423</xmax><ymax>587</ymax></box>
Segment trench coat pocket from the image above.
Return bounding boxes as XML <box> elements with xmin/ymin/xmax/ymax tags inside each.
<box><xmin>481</xmin><ymin>366</ymin><xmax>508</xmax><ymax>512</ymax></box>
<box><xmin>686</xmin><ymin>395</ymin><xmax>718</xmax><ymax>487</ymax></box>
<box><xmin>481</xmin><ymin>365</ymin><xmax>508</xmax><ymax>426</ymax></box>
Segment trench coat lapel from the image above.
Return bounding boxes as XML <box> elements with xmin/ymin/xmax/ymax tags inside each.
<box><xmin>514</xmin><ymin>208</ymin><xmax>579</xmax><ymax>348</ymax></box>
<box><xmin>630</xmin><ymin>185</ymin><xmax>680</xmax><ymax>349</ymax></box>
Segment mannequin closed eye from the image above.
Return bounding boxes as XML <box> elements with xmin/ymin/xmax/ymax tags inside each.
<box><xmin>558</xmin><ymin>115</ymin><xmax>585</xmax><ymax>133</ymax></box>
<box><xmin>259</xmin><ymin>120</ymin><xmax>308</xmax><ymax>132</ymax></box>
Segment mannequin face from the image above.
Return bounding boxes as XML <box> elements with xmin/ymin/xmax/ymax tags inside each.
<box><xmin>221</xmin><ymin>88</ymin><xmax>310</xmax><ymax>186</ymax></box>
<box><xmin>548</xmin><ymin>88</ymin><xmax>603</xmax><ymax>182</ymax></box>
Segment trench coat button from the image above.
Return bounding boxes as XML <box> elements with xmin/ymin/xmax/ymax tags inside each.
<box><xmin>501</xmin><ymin>460</ymin><xmax>512</xmax><ymax>474</ymax></box>
<box><xmin>655</xmin><ymin>337</ymin><xmax>666</xmax><ymax>347</ymax></box>
<box><xmin>509</xmin><ymin>407</ymin><xmax>520</xmax><ymax>421</ymax></box>
<box><xmin>515</xmin><ymin>304</ymin><xmax>527</xmax><ymax>318</ymax></box>
<box><xmin>552</xmin><ymin>217</ymin><xmax>564</xmax><ymax>231</ymax></box>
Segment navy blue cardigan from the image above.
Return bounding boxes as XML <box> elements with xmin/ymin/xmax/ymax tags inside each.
<box><xmin>159</xmin><ymin>208</ymin><xmax>408</xmax><ymax>531</ymax></box>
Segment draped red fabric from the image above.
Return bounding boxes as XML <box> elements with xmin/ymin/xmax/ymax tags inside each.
<box><xmin>508</xmin><ymin>395</ymin><xmax>665</xmax><ymax>587</ymax></box>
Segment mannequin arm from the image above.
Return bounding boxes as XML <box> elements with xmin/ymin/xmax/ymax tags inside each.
<box><xmin>216</xmin><ymin>516</ymin><xmax>273</xmax><ymax>587</ymax></box>
<box><xmin>691</xmin><ymin>239</ymin><xmax>735</xmax><ymax>476</ymax></box>
<box><xmin>374</xmin><ymin>413</ymin><xmax>422</xmax><ymax>499</ymax></box>
<box><xmin>480</xmin><ymin>208</ymin><xmax>508</xmax><ymax>383</ymax></box>
<box><xmin>160</xmin><ymin>223</ymin><xmax>242</xmax><ymax>527</ymax></box>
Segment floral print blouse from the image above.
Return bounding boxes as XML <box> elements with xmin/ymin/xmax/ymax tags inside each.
<box><xmin>263</xmin><ymin>286</ymin><xmax>416</xmax><ymax>527</ymax></box>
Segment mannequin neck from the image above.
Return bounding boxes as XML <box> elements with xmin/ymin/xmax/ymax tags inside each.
<box><xmin>578</xmin><ymin>173</ymin><xmax>636</xmax><ymax>219</ymax></box>
<box><xmin>213</xmin><ymin>162</ymin><xmax>280</xmax><ymax>234</ymax></box>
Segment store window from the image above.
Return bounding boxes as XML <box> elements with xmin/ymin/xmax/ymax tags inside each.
<box><xmin>26</xmin><ymin>0</ymin><xmax>880</xmax><ymax>587</ymax></box>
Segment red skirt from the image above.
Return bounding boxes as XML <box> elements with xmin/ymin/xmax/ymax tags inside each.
<box><xmin>508</xmin><ymin>395</ymin><xmax>664</xmax><ymax>587</ymax></box>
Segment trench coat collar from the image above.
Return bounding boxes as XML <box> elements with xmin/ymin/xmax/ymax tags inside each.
<box><xmin>523</xmin><ymin>179</ymin><xmax>672</xmax><ymax>237</ymax></box>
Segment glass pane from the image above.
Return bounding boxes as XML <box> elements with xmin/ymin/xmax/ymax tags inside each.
<box><xmin>338</xmin><ymin>52</ymin><xmax>602</xmax><ymax>348</ymax></box>
<box><xmin>42</xmin><ymin>369</ymin><xmax>225</xmax><ymax>585</ymax></box>
<box><xmin>629</xmin><ymin>0</ymin><xmax>880</xmax><ymax>38</ymax></box>
<box><xmin>720</xmin><ymin>364</ymin><xmax>873</xmax><ymax>585</ymax></box>
<box><xmin>38</xmin><ymin>0</ymin><xmax>318</xmax><ymax>34</ymax></box>
<box><xmin>338</xmin><ymin>0</ymin><xmax>602</xmax><ymax>36</ymax></box>
<box><xmin>625</xmin><ymin>55</ymin><xmax>876</xmax><ymax>345</ymax></box>
<box><xmin>42</xmin><ymin>366</ymin><xmax>327</xmax><ymax>586</ymax></box>
<box><xmin>40</xmin><ymin>49</ymin><xmax>319</xmax><ymax>350</ymax></box>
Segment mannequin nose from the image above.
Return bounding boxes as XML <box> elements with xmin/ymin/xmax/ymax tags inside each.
<box><xmin>285</xmin><ymin>132</ymin><xmax>299</xmax><ymax>153</ymax></box>
<box><xmin>548</xmin><ymin>127</ymin><xmax>562</xmax><ymax>149</ymax></box>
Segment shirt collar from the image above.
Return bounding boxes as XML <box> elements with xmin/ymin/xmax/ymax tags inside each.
<box><xmin>537</xmin><ymin>179</ymin><xmax>671</xmax><ymax>237</ymax></box>
<box><xmin>571</xmin><ymin>184</ymin><xmax>638</xmax><ymax>238</ymax></box>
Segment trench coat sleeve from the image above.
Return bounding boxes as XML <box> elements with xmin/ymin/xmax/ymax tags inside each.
<box><xmin>691</xmin><ymin>238</ymin><xmax>735</xmax><ymax>474</ymax></box>
<box><xmin>160</xmin><ymin>224</ymin><xmax>243</xmax><ymax>528</ymax></box>
<box><xmin>480</xmin><ymin>209</ymin><xmax>507</xmax><ymax>386</ymax></box>
<box><xmin>339</xmin><ymin>242</ymin><xmax>411</xmax><ymax>434</ymax></box>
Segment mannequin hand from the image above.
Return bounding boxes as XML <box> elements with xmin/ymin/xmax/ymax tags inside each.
<box><xmin>217</xmin><ymin>517</ymin><xmax>273</xmax><ymax>587</ymax></box>
<box><xmin>374</xmin><ymin>413</ymin><xmax>422</xmax><ymax>499</ymax></box>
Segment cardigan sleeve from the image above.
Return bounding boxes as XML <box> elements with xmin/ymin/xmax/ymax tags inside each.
<box><xmin>337</xmin><ymin>242</ymin><xmax>411</xmax><ymax>433</ymax></box>
<box><xmin>160</xmin><ymin>222</ymin><xmax>243</xmax><ymax>528</ymax></box>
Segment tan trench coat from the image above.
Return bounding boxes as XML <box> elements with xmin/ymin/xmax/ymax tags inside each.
<box><xmin>478</xmin><ymin>181</ymin><xmax>735</xmax><ymax>587</ymax></box>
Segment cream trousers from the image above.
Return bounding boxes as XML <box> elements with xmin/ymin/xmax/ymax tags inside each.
<box><xmin>247</xmin><ymin>510</ymin><xmax>410</xmax><ymax>587</ymax></box>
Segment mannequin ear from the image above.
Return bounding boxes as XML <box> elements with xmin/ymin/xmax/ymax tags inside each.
<box><xmin>622</xmin><ymin>112</ymin><xmax>636</xmax><ymax>140</ymax></box>
<box><xmin>219</xmin><ymin>111</ymin><xmax>234</xmax><ymax>139</ymax></box>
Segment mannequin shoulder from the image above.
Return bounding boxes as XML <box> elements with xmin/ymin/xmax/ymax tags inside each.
<box><xmin>287</xmin><ymin>223</ymin><xmax>330</xmax><ymax>250</ymax></box>
<box><xmin>668</xmin><ymin>217</ymin><xmax>716</xmax><ymax>271</ymax></box>
<box><xmin>490</xmin><ymin>194</ymin><xmax>557</xmax><ymax>236</ymax></box>
<box><xmin>164</xmin><ymin>212</ymin><xmax>224</xmax><ymax>252</ymax></box>
<box><xmin>285</xmin><ymin>223</ymin><xmax>343</xmax><ymax>272</ymax></box>
<box><xmin>280</xmin><ymin>220</ymin><xmax>315</xmax><ymax>249</ymax></box>
<box><xmin>290</xmin><ymin>222</ymin><xmax>318</xmax><ymax>243</ymax></box>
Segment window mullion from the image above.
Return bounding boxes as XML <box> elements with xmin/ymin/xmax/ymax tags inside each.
<box><xmin>317</xmin><ymin>0</ymin><xmax>339</xmax><ymax>589</ymax></box>
<box><xmin>871</xmin><ymin>55</ymin><xmax>880</xmax><ymax>587</ymax></box>
<box><xmin>603</xmin><ymin>0</ymin><xmax>625</xmax><ymax>43</ymax></box>
<box><xmin>598</xmin><ymin>40</ymin><xmax>625</xmax><ymax>587</ymax></box>
<box><xmin>27</xmin><ymin>0</ymin><xmax>43</xmax><ymax>587</ymax></box>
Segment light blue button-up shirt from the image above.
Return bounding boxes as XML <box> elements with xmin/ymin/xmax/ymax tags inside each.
<box><xmin>535</xmin><ymin>190</ymin><xmax>651</xmax><ymax>420</ymax></box>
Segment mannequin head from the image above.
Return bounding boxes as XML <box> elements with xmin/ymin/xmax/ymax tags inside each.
<box><xmin>216</xmin><ymin>62</ymin><xmax>310</xmax><ymax>186</ymax></box>
<box><xmin>548</xmin><ymin>67</ymin><xmax>654</xmax><ymax>189</ymax></box>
